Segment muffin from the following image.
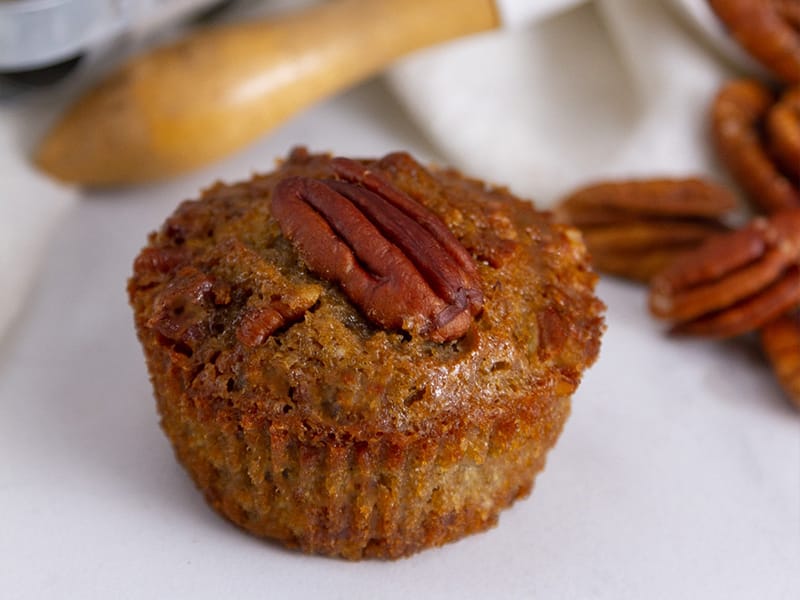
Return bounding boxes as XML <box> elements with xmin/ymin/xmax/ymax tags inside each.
<box><xmin>128</xmin><ymin>148</ymin><xmax>605</xmax><ymax>559</ymax></box>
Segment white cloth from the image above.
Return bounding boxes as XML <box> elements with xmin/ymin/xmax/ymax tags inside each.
<box><xmin>0</xmin><ymin>0</ymin><xmax>763</xmax><ymax>341</ymax></box>
<box><xmin>0</xmin><ymin>106</ymin><xmax>77</xmax><ymax>342</ymax></box>
<box><xmin>387</xmin><ymin>0</ymin><xmax>758</xmax><ymax>205</ymax></box>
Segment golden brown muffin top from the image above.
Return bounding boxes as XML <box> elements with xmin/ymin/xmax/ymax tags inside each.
<box><xmin>128</xmin><ymin>148</ymin><xmax>604</xmax><ymax>437</ymax></box>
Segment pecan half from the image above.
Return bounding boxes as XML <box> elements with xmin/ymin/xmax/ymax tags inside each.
<box><xmin>711</xmin><ymin>79</ymin><xmax>800</xmax><ymax>215</ymax></box>
<box><xmin>271</xmin><ymin>158</ymin><xmax>483</xmax><ymax>342</ymax></box>
<box><xmin>767</xmin><ymin>85</ymin><xmax>800</xmax><ymax>180</ymax></box>
<box><xmin>709</xmin><ymin>0</ymin><xmax>800</xmax><ymax>84</ymax></box>
<box><xmin>649</xmin><ymin>208</ymin><xmax>800</xmax><ymax>337</ymax></box>
<box><xmin>554</xmin><ymin>178</ymin><xmax>736</xmax><ymax>282</ymax></box>
<box><xmin>760</xmin><ymin>310</ymin><xmax>800</xmax><ymax>408</ymax></box>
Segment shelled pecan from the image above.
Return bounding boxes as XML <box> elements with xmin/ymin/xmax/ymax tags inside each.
<box><xmin>709</xmin><ymin>0</ymin><xmax>800</xmax><ymax>84</ymax></box>
<box><xmin>649</xmin><ymin>208</ymin><xmax>800</xmax><ymax>337</ymax></box>
<box><xmin>554</xmin><ymin>178</ymin><xmax>736</xmax><ymax>282</ymax></box>
<box><xmin>272</xmin><ymin>157</ymin><xmax>483</xmax><ymax>342</ymax></box>
<box><xmin>711</xmin><ymin>79</ymin><xmax>800</xmax><ymax>215</ymax></box>
<box><xmin>767</xmin><ymin>85</ymin><xmax>800</xmax><ymax>180</ymax></box>
<box><xmin>760</xmin><ymin>310</ymin><xmax>800</xmax><ymax>408</ymax></box>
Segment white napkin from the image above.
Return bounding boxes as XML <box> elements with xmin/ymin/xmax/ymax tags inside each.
<box><xmin>0</xmin><ymin>106</ymin><xmax>77</xmax><ymax>342</ymax></box>
<box><xmin>0</xmin><ymin>0</ymin><xmax>758</xmax><ymax>342</ymax></box>
<box><xmin>386</xmin><ymin>0</ymin><xmax>753</xmax><ymax>205</ymax></box>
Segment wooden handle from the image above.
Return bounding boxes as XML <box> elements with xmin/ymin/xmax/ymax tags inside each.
<box><xmin>35</xmin><ymin>0</ymin><xmax>498</xmax><ymax>186</ymax></box>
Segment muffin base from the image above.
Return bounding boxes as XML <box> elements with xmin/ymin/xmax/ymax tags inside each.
<box><xmin>156</xmin><ymin>377</ymin><xmax>571</xmax><ymax>560</ymax></box>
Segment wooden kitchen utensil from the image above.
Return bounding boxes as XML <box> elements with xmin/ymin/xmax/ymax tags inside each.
<box><xmin>35</xmin><ymin>0</ymin><xmax>503</xmax><ymax>185</ymax></box>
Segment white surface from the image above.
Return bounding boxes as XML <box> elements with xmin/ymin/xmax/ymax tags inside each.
<box><xmin>1</xmin><ymin>77</ymin><xmax>798</xmax><ymax>600</ymax></box>
<box><xmin>0</xmin><ymin>104</ymin><xmax>77</xmax><ymax>356</ymax></box>
<box><xmin>1</xmin><ymin>0</ymin><xmax>799</xmax><ymax>597</ymax></box>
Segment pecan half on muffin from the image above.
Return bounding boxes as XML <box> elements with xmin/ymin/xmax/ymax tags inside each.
<box><xmin>128</xmin><ymin>148</ymin><xmax>605</xmax><ymax>559</ymax></box>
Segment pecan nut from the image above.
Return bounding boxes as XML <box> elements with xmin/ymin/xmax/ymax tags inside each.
<box><xmin>649</xmin><ymin>208</ymin><xmax>800</xmax><ymax>337</ymax></box>
<box><xmin>139</xmin><ymin>238</ymin><xmax>323</xmax><ymax>350</ymax></box>
<box><xmin>235</xmin><ymin>281</ymin><xmax>322</xmax><ymax>348</ymax></box>
<box><xmin>554</xmin><ymin>178</ymin><xmax>735</xmax><ymax>282</ymax></box>
<box><xmin>709</xmin><ymin>0</ymin><xmax>800</xmax><ymax>84</ymax></box>
<box><xmin>146</xmin><ymin>265</ymin><xmax>215</xmax><ymax>349</ymax></box>
<box><xmin>767</xmin><ymin>85</ymin><xmax>800</xmax><ymax>180</ymax></box>
<box><xmin>760</xmin><ymin>311</ymin><xmax>800</xmax><ymax>408</ymax></box>
<box><xmin>271</xmin><ymin>157</ymin><xmax>483</xmax><ymax>342</ymax></box>
<box><xmin>711</xmin><ymin>79</ymin><xmax>800</xmax><ymax>215</ymax></box>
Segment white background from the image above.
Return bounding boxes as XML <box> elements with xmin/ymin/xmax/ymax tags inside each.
<box><xmin>1</xmin><ymin>5</ymin><xmax>799</xmax><ymax>595</ymax></box>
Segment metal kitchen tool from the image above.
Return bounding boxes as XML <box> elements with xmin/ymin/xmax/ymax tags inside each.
<box><xmin>0</xmin><ymin>0</ymin><xmax>222</xmax><ymax>73</ymax></box>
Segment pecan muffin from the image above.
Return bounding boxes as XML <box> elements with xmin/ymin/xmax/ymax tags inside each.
<box><xmin>128</xmin><ymin>148</ymin><xmax>604</xmax><ymax>559</ymax></box>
